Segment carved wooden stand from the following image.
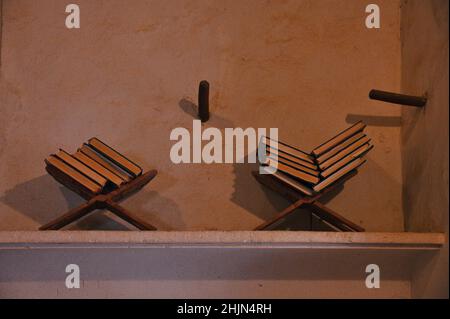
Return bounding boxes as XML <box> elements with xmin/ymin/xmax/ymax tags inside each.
<box><xmin>39</xmin><ymin>169</ymin><xmax>158</xmax><ymax>230</ymax></box>
<box><xmin>252</xmin><ymin>170</ymin><xmax>364</xmax><ymax>231</ymax></box>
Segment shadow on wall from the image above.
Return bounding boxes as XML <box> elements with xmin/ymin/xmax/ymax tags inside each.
<box><xmin>0</xmin><ymin>174</ymin><xmax>180</xmax><ymax>230</ymax></box>
<box><xmin>179</xmin><ymin>98</ymin><xmax>235</xmax><ymax>128</ymax></box>
<box><xmin>117</xmin><ymin>187</ymin><xmax>184</xmax><ymax>231</ymax></box>
<box><xmin>230</xmin><ymin>151</ymin><xmax>287</xmax><ymax>223</ymax></box>
<box><xmin>339</xmin><ymin>158</ymin><xmax>403</xmax><ymax>232</ymax></box>
<box><xmin>66</xmin><ymin>211</ymin><xmax>132</xmax><ymax>231</ymax></box>
<box><xmin>0</xmin><ymin>174</ymin><xmax>83</xmax><ymax>227</ymax></box>
<box><xmin>346</xmin><ymin>113</ymin><xmax>402</xmax><ymax>127</ymax></box>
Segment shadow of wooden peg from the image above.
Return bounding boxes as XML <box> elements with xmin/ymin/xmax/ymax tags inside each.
<box><xmin>369</xmin><ymin>89</ymin><xmax>427</xmax><ymax>107</ymax></box>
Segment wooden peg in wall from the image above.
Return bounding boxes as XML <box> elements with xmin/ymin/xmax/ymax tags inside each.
<box><xmin>369</xmin><ymin>89</ymin><xmax>427</xmax><ymax>107</ymax></box>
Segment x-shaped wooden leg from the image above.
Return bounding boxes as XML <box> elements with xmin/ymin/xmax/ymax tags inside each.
<box><xmin>254</xmin><ymin>199</ymin><xmax>364</xmax><ymax>231</ymax></box>
<box><xmin>39</xmin><ymin>170</ymin><xmax>158</xmax><ymax>230</ymax></box>
<box><xmin>252</xmin><ymin>171</ymin><xmax>364</xmax><ymax>231</ymax></box>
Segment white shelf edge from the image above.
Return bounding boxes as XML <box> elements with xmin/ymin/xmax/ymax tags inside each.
<box><xmin>0</xmin><ymin>230</ymin><xmax>445</xmax><ymax>250</ymax></box>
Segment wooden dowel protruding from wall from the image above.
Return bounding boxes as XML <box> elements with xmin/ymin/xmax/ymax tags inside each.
<box><xmin>198</xmin><ymin>80</ymin><xmax>210</xmax><ymax>122</ymax></box>
<box><xmin>369</xmin><ymin>89</ymin><xmax>427</xmax><ymax>107</ymax></box>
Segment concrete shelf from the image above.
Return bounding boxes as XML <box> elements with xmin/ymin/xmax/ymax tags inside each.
<box><xmin>0</xmin><ymin>230</ymin><xmax>445</xmax><ymax>298</ymax></box>
<box><xmin>0</xmin><ymin>230</ymin><xmax>445</xmax><ymax>250</ymax></box>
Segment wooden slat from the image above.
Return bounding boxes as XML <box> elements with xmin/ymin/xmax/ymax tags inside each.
<box><xmin>45</xmin><ymin>156</ymin><xmax>101</xmax><ymax>195</ymax></box>
<box><xmin>312</xmin><ymin>121</ymin><xmax>366</xmax><ymax>157</ymax></box>
<box><xmin>73</xmin><ymin>151</ymin><xmax>125</xmax><ymax>187</ymax></box>
<box><xmin>316</xmin><ymin>132</ymin><xmax>366</xmax><ymax>164</ymax></box>
<box><xmin>55</xmin><ymin>150</ymin><xmax>108</xmax><ymax>187</ymax></box>
<box><xmin>80</xmin><ymin>145</ymin><xmax>131</xmax><ymax>182</ymax></box>
<box><xmin>88</xmin><ymin>138</ymin><xmax>142</xmax><ymax>177</ymax></box>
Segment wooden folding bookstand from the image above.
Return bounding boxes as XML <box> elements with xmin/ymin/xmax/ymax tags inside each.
<box><xmin>40</xmin><ymin>169</ymin><xmax>157</xmax><ymax>230</ymax></box>
<box><xmin>252</xmin><ymin>170</ymin><xmax>364</xmax><ymax>232</ymax></box>
<box><xmin>40</xmin><ymin>143</ymin><xmax>157</xmax><ymax>231</ymax></box>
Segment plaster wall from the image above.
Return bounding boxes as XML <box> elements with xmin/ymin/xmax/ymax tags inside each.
<box><xmin>0</xmin><ymin>0</ymin><xmax>2</xmax><ymax>68</ymax></box>
<box><xmin>0</xmin><ymin>0</ymin><xmax>403</xmax><ymax>231</ymax></box>
<box><xmin>400</xmin><ymin>0</ymin><xmax>449</xmax><ymax>298</ymax></box>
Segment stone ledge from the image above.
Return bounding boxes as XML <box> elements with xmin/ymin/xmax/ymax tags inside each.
<box><xmin>0</xmin><ymin>230</ymin><xmax>444</xmax><ymax>250</ymax></box>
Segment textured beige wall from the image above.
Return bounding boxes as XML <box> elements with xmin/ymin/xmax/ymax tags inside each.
<box><xmin>0</xmin><ymin>0</ymin><xmax>403</xmax><ymax>231</ymax></box>
<box><xmin>400</xmin><ymin>0</ymin><xmax>449</xmax><ymax>298</ymax></box>
<box><xmin>0</xmin><ymin>0</ymin><xmax>2</xmax><ymax>68</ymax></box>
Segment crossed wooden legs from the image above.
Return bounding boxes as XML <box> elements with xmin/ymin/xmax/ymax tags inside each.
<box><xmin>254</xmin><ymin>198</ymin><xmax>364</xmax><ymax>231</ymax></box>
<box><xmin>252</xmin><ymin>171</ymin><xmax>364</xmax><ymax>232</ymax></box>
<box><xmin>39</xmin><ymin>170</ymin><xmax>158</xmax><ymax>230</ymax></box>
<box><xmin>41</xmin><ymin>168</ymin><xmax>363</xmax><ymax>231</ymax></box>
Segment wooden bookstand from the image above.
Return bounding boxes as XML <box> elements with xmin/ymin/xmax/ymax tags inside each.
<box><xmin>40</xmin><ymin>142</ymin><xmax>158</xmax><ymax>230</ymax></box>
<box><xmin>40</xmin><ymin>169</ymin><xmax>157</xmax><ymax>230</ymax></box>
<box><xmin>252</xmin><ymin>170</ymin><xmax>364</xmax><ymax>232</ymax></box>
